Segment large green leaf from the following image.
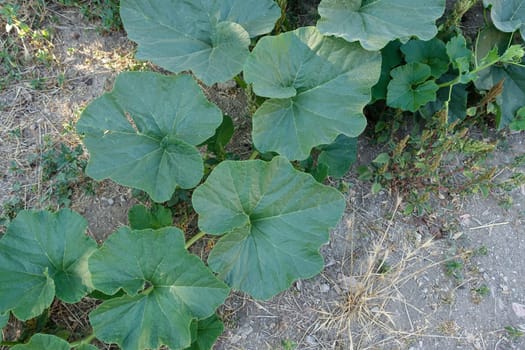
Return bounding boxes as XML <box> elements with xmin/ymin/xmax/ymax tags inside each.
<box><xmin>120</xmin><ymin>0</ymin><xmax>280</xmax><ymax>85</ymax></box>
<box><xmin>387</xmin><ymin>63</ymin><xmax>439</xmax><ymax>112</ymax></box>
<box><xmin>88</xmin><ymin>227</ymin><xmax>230</xmax><ymax>350</ymax></box>
<box><xmin>192</xmin><ymin>156</ymin><xmax>346</xmax><ymax>299</ymax></box>
<box><xmin>0</xmin><ymin>210</ymin><xmax>96</xmax><ymax>320</ymax></box>
<box><xmin>244</xmin><ymin>26</ymin><xmax>381</xmax><ymax>160</ymax></box>
<box><xmin>474</xmin><ymin>27</ymin><xmax>525</xmax><ymax>128</ymax></box>
<box><xmin>76</xmin><ymin>72</ymin><xmax>222</xmax><ymax>202</ymax></box>
<box><xmin>486</xmin><ymin>0</ymin><xmax>525</xmax><ymax>41</ymax></box>
<box><xmin>317</xmin><ymin>0</ymin><xmax>446</xmax><ymax>51</ymax></box>
<box><xmin>11</xmin><ymin>334</ymin><xmax>70</xmax><ymax>350</ymax></box>
<box><xmin>186</xmin><ymin>314</ymin><xmax>224</xmax><ymax>350</ymax></box>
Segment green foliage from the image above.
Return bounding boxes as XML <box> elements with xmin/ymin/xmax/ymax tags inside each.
<box><xmin>474</xmin><ymin>26</ymin><xmax>525</xmax><ymax>128</ymax></box>
<box><xmin>317</xmin><ymin>0</ymin><xmax>446</xmax><ymax>50</ymax></box>
<box><xmin>485</xmin><ymin>0</ymin><xmax>525</xmax><ymax>41</ymax></box>
<box><xmin>128</xmin><ymin>204</ymin><xmax>172</xmax><ymax>230</ymax></box>
<box><xmin>3</xmin><ymin>1</ymin><xmax>525</xmax><ymax>349</ymax></box>
<box><xmin>0</xmin><ymin>210</ymin><xmax>96</xmax><ymax>320</ymax></box>
<box><xmin>56</xmin><ymin>0</ymin><xmax>122</xmax><ymax>32</ymax></box>
<box><xmin>192</xmin><ymin>156</ymin><xmax>345</xmax><ymax>299</ymax></box>
<box><xmin>76</xmin><ymin>72</ymin><xmax>223</xmax><ymax>202</ymax></box>
<box><xmin>505</xmin><ymin>325</ymin><xmax>525</xmax><ymax>339</ymax></box>
<box><xmin>186</xmin><ymin>315</ymin><xmax>224</xmax><ymax>350</ymax></box>
<box><xmin>10</xmin><ymin>333</ymin><xmax>70</xmax><ymax>350</ymax></box>
<box><xmin>245</xmin><ymin>26</ymin><xmax>380</xmax><ymax>160</ymax></box>
<box><xmin>120</xmin><ymin>0</ymin><xmax>280</xmax><ymax>85</ymax></box>
<box><xmin>88</xmin><ymin>226</ymin><xmax>229</xmax><ymax>350</ymax></box>
<box><xmin>387</xmin><ymin>62</ymin><xmax>440</xmax><ymax>112</ymax></box>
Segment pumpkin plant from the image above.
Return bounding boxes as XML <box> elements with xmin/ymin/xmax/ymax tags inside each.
<box><xmin>2</xmin><ymin>0</ymin><xmax>525</xmax><ymax>349</ymax></box>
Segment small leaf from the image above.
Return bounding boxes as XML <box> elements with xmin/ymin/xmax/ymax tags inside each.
<box><xmin>387</xmin><ymin>63</ymin><xmax>439</xmax><ymax>112</ymax></box>
<box><xmin>203</xmin><ymin>115</ymin><xmax>235</xmax><ymax>158</ymax></box>
<box><xmin>245</xmin><ymin>26</ymin><xmax>380</xmax><ymax>160</ymax></box>
<box><xmin>120</xmin><ymin>0</ymin><xmax>280</xmax><ymax>85</ymax></box>
<box><xmin>510</xmin><ymin>107</ymin><xmax>525</xmax><ymax>130</ymax></box>
<box><xmin>372</xmin><ymin>152</ymin><xmax>390</xmax><ymax>165</ymax></box>
<box><xmin>318</xmin><ymin>134</ymin><xmax>358</xmax><ymax>178</ymax></box>
<box><xmin>446</xmin><ymin>34</ymin><xmax>471</xmax><ymax>71</ymax></box>
<box><xmin>311</xmin><ymin>162</ymin><xmax>330</xmax><ymax>183</ymax></box>
<box><xmin>89</xmin><ymin>227</ymin><xmax>230</xmax><ymax>350</ymax></box>
<box><xmin>11</xmin><ymin>334</ymin><xmax>70</xmax><ymax>350</ymax></box>
<box><xmin>401</xmin><ymin>38</ymin><xmax>449</xmax><ymax>77</ymax></box>
<box><xmin>128</xmin><ymin>204</ymin><xmax>172</xmax><ymax>230</ymax></box>
<box><xmin>76</xmin><ymin>72</ymin><xmax>223</xmax><ymax>202</ymax></box>
<box><xmin>317</xmin><ymin>0</ymin><xmax>446</xmax><ymax>51</ymax></box>
<box><xmin>192</xmin><ymin>156</ymin><xmax>346</xmax><ymax>299</ymax></box>
<box><xmin>0</xmin><ymin>210</ymin><xmax>96</xmax><ymax>320</ymax></box>
<box><xmin>371</xmin><ymin>182</ymin><xmax>383</xmax><ymax>194</ymax></box>
<box><xmin>186</xmin><ymin>314</ymin><xmax>224</xmax><ymax>350</ymax></box>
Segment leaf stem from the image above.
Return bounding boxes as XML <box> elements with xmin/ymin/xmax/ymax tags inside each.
<box><xmin>185</xmin><ymin>231</ymin><xmax>206</xmax><ymax>249</ymax></box>
<box><xmin>70</xmin><ymin>333</ymin><xmax>96</xmax><ymax>347</ymax></box>
<box><xmin>248</xmin><ymin>150</ymin><xmax>259</xmax><ymax>160</ymax></box>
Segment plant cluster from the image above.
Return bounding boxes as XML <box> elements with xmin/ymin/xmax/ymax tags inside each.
<box><xmin>1</xmin><ymin>0</ymin><xmax>525</xmax><ymax>349</ymax></box>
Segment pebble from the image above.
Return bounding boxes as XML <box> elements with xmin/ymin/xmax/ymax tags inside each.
<box><xmin>320</xmin><ymin>283</ymin><xmax>330</xmax><ymax>293</ymax></box>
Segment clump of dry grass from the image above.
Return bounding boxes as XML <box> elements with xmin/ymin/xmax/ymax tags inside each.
<box><xmin>317</xmin><ymin>196</ymin><xmax>466</xmax><ymax>349</ymax></box>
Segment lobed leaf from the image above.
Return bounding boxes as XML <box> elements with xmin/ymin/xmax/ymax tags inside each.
<box><xmin>76</xmin><ymin>72</ymin><xmax>222</xmax><ymax>202</ymax></box>
<box><xmin>88</xmin><ymin>227</ymin><xmax>230</xmax><ymax>350</ymax></box>
<box><xmin>120</xmin><ymin>0</ymin><xmax>280</xmax><ymax>85</ymax></box>
<box><xmin>244</xmin><ymin>26</ymin><xmax>381</xmax><ymax>160</ymax></box>
<box><xmin>387</xmin><ymin>63</ymin><xmax>439</xmax><ymax>112</ymax></box>
<box><xmin>0</xmin><ymin>312</ymin><xmax>7</xmax><ymax>341</ymax></box>
<box><xmin>0</xmin><ymin>210</ymin><xmax>96</xmax><ymax>320</ymax></box>
<box><xmin>371</xmin><ymin>40</ymin><xmax>403</xmax><ymax>101</ymax></box>
<box><xmin>192</xmin><ymin>156</ymin><xmax>346</xmax><ymax>299</ymax></box>
<box><xmin>317</xmin><ymin>0</ymin><xmax>446</xmax><ymax>51</ymax></box>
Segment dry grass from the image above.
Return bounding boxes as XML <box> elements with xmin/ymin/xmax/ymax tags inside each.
<box><xmin>314</xmin><ymin>195</ymin><xmax>474</xmax><ymax>350</ymax></box>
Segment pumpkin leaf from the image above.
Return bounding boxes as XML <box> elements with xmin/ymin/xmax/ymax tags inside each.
<box><xmin>128</xmin><ymin>204</ymin><xmax>172</xmax><ymax>230</ymax></box>
<box><xmin>120</xmin><ymin>0</ymin><xmax>280</xmax><ymax>85</ymax></box>
<box><xmin>76</xmin><ymin>72</ymin><xmax>222</xmax><ymax>202</ymax></box>
<box><xmin>318</xmin><ymin>134</ymin><xmax>358</xmax><ymax>178</ymax></box>
<box><xmin>401</xmin><ymin>38</ymin><xmax>449</xmax><ymax>77</ymax></box>
<box><xmin>186</xmin><ymin>314</ymin><xmax>224</xmax><ymax>350</ymax></box>
<box><xmin>387</xmin><ymin>62</ymin><xmax>439</xmax><ymax>112</ymax></box>
<box><xmin>0</xmin><ymin>210</ymin><xmax>96</xmax><ymax>320</ymax></box>
<box><xmin>244</xmin><ymin>26</ymin><xmax>381</xmax><ymax>160</ymax></box>
<box><xmin>485</xmin><ymin>0</ymin><xmax>525</xmax><ymax>41</ymax></box>
<box><xmin>192</xmin><ymin>156</ymin><xmax>346</xmax><ymax>299</ymax></box>
<box><xmin>11</xmin><ymin>334</ymin><xmax>70</xmax><ymax>350</ymax></box>
<box><xmin>88</xmin><ymin>227</ymin><xmax>230</xmax><ymax>350</ymax></box>
<box><xmin>317</xmin><ymin>0</ymin><xmax>446</xmax><ymax>51</ymax></box>
<box><xmin>474</xmin><ymin>26</ymin><xmax>525</xmax><ymax>128</ymax></box>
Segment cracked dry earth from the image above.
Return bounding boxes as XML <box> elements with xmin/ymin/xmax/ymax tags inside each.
<box><xmin>1</xmin><ymin>4</ymin><xmax>525</xmax><ymax>350</ymax></box>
